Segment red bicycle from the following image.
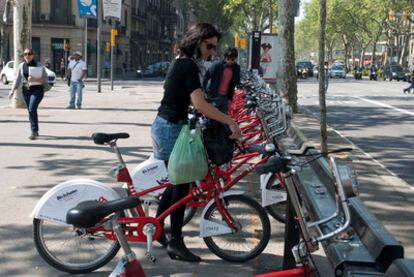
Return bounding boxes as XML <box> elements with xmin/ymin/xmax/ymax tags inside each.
<box><xmin>32</xmin><ymin>132</ymin><xmax>271</xmax><ymax>275</ymax></box>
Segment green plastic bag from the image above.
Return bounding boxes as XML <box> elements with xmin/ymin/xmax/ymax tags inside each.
<box><xmin>168</xmin><ymin>124</ymin><xmax>208</xmax><ymax>185</ymax></box>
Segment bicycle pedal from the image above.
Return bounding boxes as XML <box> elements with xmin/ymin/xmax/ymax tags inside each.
<box><xmin>146</xmin><ymin>252</ymin><xmax>157</xmax><ymax>263</ymax></box>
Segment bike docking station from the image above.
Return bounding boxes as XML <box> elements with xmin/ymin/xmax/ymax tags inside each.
<box><xmin>242</xmin><ymin>71</ymin><xmax>414</xmax><ymax>277</ymax></box>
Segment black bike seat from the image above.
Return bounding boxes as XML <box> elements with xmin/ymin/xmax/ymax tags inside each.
<box><xmin>66</xmin><ymin>197</ymin><xmax>139</xmax><ymax>228</ymax></box>
<box><xmin>92</xmin><ymin>132</ymin><xmax>130</xmax><ymax>145</ymax></box>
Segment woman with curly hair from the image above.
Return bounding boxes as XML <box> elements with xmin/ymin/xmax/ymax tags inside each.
<box><xmin>151</xmin><ymin>23</ymin><xmax>242</xmax><ymax>262</ymax></box>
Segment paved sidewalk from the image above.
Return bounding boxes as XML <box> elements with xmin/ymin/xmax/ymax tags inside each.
<box><xmin>1</xmin><ymin>80</ymin><xmax>411</xmax><ymax>276</ymax></box>
<box><xmin>0</xmin><ymin>82</ymin><xmax>333</xmax><ymax>276</ymax></box>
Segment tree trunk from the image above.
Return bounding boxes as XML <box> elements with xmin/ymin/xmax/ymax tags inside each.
<box><xmin>12</xmin><ymin>0</ymin><xmax>32</xmax><ymax>109</ymax></box>
<box><xmin>277</xmin><ymin>0</ymin><xmax>298</xmax><ymax>113</ymax></box>
<box><xmin>318</xmin><ymin>0</ymin><xmax>328</xmax><ymax>153</ymax></box>
<box><xmin>372</xmin><ymin>40</ymin><xmax>378</xmax><ymax>65</ymax></box>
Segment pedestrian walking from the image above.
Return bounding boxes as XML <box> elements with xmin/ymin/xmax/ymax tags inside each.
<box><xmin>151</xmin><ymin>23</ymin><xmax>242</xmax><ymax>262</ymax></box>
<box><xmin>66</xmin><ymin>51</ymin><xmax>87</xmax><ymax>109</ymax></box>
<box><xmin>8</xmin><ymin>48</ymin><xmax>48</xmax><ymax>140</ymax></box>
<box><xmin>403</xmin><ymin>71</ymin><xmax>414</xmax><ymax>94</ymax></box>
<box><xmin>203</xmin><ymin>47</ymin><xmax>241</xmax><ymax>113</ymax></box>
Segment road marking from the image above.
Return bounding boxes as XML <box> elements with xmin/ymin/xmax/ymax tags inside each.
<box><xmin>350</xmin><ymin>95</ymin><xmax>414</xmax><ymax>116</ymax></box>
<box><xmin>301</xmin><ymin>106</ymin><xmax>414</xmax><ymax>191</ymax></box>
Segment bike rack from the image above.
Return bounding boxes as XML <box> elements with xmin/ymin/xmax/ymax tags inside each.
<box><xmin>243</xmin><ymin>71</ymin><xmax>412</xmax><ymax>277</ymax></box>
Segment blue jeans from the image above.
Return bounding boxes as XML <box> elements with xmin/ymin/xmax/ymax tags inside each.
<box><xmin>69</xmin><ymin>80</ymin><xmax>84</xmax><ymax>108</ymax></box>
<box><xmin>151</xmin><ymin>115</ymin><xmax>183</xmax><ymax>161</ymax></box>
<box><xmin>23</xmin><ymin>86</ymin><xmax>44</xmax><ymax>132</ymax></box>
<box><xmin>324</xmin><ymin>77</ymin><xmax>329</xmax><ymax>93</ymax></box>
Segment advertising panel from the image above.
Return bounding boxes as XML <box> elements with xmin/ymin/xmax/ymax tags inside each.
<box><xmin>103</xmin><ymin>0</ymin><xmax>122</xmax><ymax>20</ymax></box>
<box><xmin>260</xmin><ymin>33</ymin><xmax>279</xmax><ymax>82</ymax></box>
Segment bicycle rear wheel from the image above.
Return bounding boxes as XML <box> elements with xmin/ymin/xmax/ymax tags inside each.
<box><xmin>265</xmin><ymin>175</ymin><xmax>287</xmax><ymax>223</ymax></box>
<box><xmin>203</xmin><ymin>194</ymin><xmax>271</xmax><ymax>262</ymax></box>
<box><xmin>33</xmin><ymin>218</ymin><xmax>120</xmax><ymax>274</ymax></box>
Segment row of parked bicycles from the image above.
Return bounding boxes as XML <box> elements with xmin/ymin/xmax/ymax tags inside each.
<box><xmin>30</xmin><ymin>71</ymin><xmax>354</xmax><ymax>276</ymax></box>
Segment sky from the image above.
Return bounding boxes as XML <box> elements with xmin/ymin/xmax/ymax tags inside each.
<box><xmin>297</xmin><ymin>0</ymin><xmax>311</xmax><ymax>22</ymax></box>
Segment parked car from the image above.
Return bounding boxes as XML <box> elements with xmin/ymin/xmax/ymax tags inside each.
<box><xmin>1</xmin><ymin>61</ymin><xmax>56</xmax><ymax>85</ymax></box>
<box><xmin>383</xmin><ymin>64</ymin><xmax>406</xmax><ymax>81</ymax></box>
<box><xmin>330</xmin><ymin>64</ymin><xmax>346</xmax><ymax>78</ymax></box>
<box><xmin>296</xmin><ymin>61</ymin><xmax>314</xmax><ymax>77</ymax></box>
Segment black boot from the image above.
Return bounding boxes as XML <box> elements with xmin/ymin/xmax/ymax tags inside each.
<box><xmin>157</xmin><ymin>231</ymin><xmax>168</xmax><ymax>248</ymax></box>
<box><xmin>167</xmin><ymin>237</ymin><xmax>201</xmax><ymax>262</ymax></box>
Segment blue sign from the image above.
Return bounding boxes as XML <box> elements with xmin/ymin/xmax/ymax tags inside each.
<box><xmin>77</xmin><ymin>0</ymin><xmax>97</xmax><ymax>17</ymax></box>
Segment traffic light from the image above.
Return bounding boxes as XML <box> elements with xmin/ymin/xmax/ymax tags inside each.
<box><xmin>111</xmin><ymin>29</ymin><xmax>118</xmax><ymax>46</ymax></box>
<box><xmin>234</xmin><ymin>32</ymin><xmax>239</xmax><ymax>48</ymax></box>
<box><xmin>402</xmin><ymin>10</ymin><xmax>409</xmax><ymax>22</ymax></box>
<box><xmin>239</xmin><ymin>38</ymin><xmax>247</xmax><ymax>49</ymax></box>
<box><xmin>388</xmin><ymin>10</ymin><xmax>396</xmax><ymax>22</ymax></box>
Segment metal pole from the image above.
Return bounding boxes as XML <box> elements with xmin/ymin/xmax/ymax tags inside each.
<box><xmin>84</xmin><ymin>17</ymin><xmax>88</xmax><ymax>71</ymax></box>
<box><xmin>110</xmin><ymin>43</ymin><xmax>114</xmax><ymax>91</ymax></box>
<box><xmin>97</xmin><ymin>0</ymin><xmax>102</xmax><ymax>93</ymax></box>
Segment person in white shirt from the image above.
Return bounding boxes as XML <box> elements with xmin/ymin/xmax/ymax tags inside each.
<box><xmin>67</xmin><ymin>51</ymin><xmax>87</xmax><ymax>109</ymax></box>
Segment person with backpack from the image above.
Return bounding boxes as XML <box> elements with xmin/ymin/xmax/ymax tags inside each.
<box><xmin>151</xmin><ymin>23</ymin><xmax>242</xmax><ymax>263</ymax></box>
<box><xmin>8</xmin><ymin>48</ymin><xmax>48</xmax><ymax>140</ymax></box>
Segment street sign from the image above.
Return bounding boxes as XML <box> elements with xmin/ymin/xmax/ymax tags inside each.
<box><xmin>103</xmin><ymin>0</ymin><xmax>122</xmax><ymax>20</ymax></box>
<box><xmin>77</xmin><ymin>0</ymin><xmax>97</xmax><ymax>17</ymax></box>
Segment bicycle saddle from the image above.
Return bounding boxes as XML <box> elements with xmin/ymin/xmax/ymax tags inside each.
<box><xmin>255</xmin><ymin>156</ymin><xmax>290</xmax><ymax>175</ymax></box>
<box><xmin>66</xmin><ymin>197</ymin><xmax>139</xmax><ymax>228</ymax></box>
<box><xmin>92</xmin><ymin>132</ymin><xmax>130</xmax><ymax>145</ymax></box>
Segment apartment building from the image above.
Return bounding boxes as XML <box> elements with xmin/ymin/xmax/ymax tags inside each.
<box><xmin>0</xmin><ymin>0</ymin><xmax>183</xmax><ymax>76</ymax></box>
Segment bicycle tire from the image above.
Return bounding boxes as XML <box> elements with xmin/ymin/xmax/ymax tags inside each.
<box><xmin>264</xmin><ymin>175</ymin><xmax>287</xmax><ymax>223</ymax></box>
<box><xmin>33</xmin><ymin>218</ymin><xmax>120</xmax><ymax>274</ymax></box>
<box><xmin>203</xmin><ymin>194</ymin><xmax>271</xmax><ymax>262</ymax></box>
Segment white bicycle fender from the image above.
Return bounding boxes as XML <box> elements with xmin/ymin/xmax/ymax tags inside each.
<box><xmin>199</xmin><ymin>190</ymin><xmax>244</xmax><ymax>238</ymax></box>
<box><xmin>260</xmin><ymin>173</ymin><xmax>287</xmax><ymax>207</ymax></box>
<box><xmin>260</xmin><ymin>173</ymin><xmax>273</xmax><ymax>189</ymax></box>
<box><xmin>30</xmin><ymin>179</ymin><xmax>121</xmax><ymax>226</ymax></box>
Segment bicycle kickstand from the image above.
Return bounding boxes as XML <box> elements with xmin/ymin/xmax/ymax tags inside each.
<box><xmin>109</xmin><ymin>221</ymin><xmax>146</xmax><ymax>277</ymax></box>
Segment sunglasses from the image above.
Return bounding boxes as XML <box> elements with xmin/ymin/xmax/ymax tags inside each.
<box><xmin>24</xmin><ymin>52</ymin><xmax>33</xmax><ymax>56</ymax></box>
<box><xmin>205</xmin><ymin>42</ymin><xmax>217</xmax><ymax>50</ymax></box>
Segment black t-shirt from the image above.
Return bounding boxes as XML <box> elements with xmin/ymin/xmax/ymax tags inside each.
<box><xmin>158</xmin><ymin>58</ymin><xmax>201</xmax><ymax>123</ymax></box>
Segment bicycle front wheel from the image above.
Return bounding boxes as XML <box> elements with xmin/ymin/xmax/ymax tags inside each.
<box><xmin>33</xmin><ymin>218</ymin><xmax>120</xmax><ymax>274</ymax></box>
<box><xmin>203</xmin><ymin>194</ymin><xmax>271</xmax><ymax>262</ymax></box>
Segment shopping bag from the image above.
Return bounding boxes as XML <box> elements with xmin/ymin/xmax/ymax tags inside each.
<box><xmin>167</xmin><ymin>124</ymin><xmax>209</xmax><ymax>185</ymax></box>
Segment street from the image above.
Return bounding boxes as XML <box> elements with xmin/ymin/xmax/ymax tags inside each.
<box><xmin>297</xmin><ymin>77</ymin><xmax>414</xmax><ymax>187</ymax></box>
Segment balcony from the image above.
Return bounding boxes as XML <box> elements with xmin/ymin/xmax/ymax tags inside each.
<box><xmin>32</xmin><ymin>13</ymin><xmax>75</xmax><ymax>26</ymax></box>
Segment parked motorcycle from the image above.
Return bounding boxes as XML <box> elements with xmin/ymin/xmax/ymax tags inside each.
<box><xmin>354</xmin><ymin>68</ymin><xmax>362</xmax><ymax>80</ymax></box>
<box><xmin>369</xmin><ymin>70</ymin><xmax>377</xmax><ymax>81</ymax></box>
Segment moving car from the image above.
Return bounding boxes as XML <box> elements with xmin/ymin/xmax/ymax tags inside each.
<box><xmin>383</xmin><ymin>64</ymin><xmax>406</xmax><ymax>81</ymax></box>
<box><xmin>296</xmin><ymin>61</ymin><xmax>314</xmax><ymax>77</ymax></box>
<box><xmin>330</xmin><ymin>64</ymin><xmax>346</xmax><ymax>78</ymax></box>
<box><xmin>1</xmin><ymin>61</ymin><xmax>56</xmax><ymax>85</ymax></box>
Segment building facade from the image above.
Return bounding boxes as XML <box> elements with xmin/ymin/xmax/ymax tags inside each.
<box><xmin>0</xmin><ymin>0</ymin><xmax>184</xmax><ymax>76</ymax></box>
